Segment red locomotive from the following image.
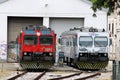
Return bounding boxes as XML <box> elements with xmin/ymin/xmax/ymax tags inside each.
<box><xmin>17</xmin><ymin>25</ymin><xmax>56</xmax><ymax>69</ymax></box>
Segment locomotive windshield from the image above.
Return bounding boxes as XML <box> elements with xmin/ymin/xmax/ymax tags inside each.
<box><xmin>94</xmin><ymin>36</ymin><xmax>108</xmax><ymax>47</ymax></box>
<box><xmin>24</xmin><ymin>35</ymin><xmax>37</xmax><ymax>45</ymax></box>
<box><xmin>79</xmin><ymin>36</ymin><xmax>93</xmax><ymax>47</ymax></box>
<box><xmin>40</xmin><ymin>36</ymin><xmax>53</xmax><ymax>45</ymax></box>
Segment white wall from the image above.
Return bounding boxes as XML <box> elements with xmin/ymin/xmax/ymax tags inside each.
<box><xmin>0</xmin><ymin>0</ymin><xmax>107</xmax><ymax>60</ymax></box>
<box><xmin>85</xmin><ymin>13</ymin><xmax>107</xmax><ymax>30</ymax></box>
<box><xmin>0</xmin><ymin>0</ymin><xmax>107</xmax><ymax>29</ymax></box>
<box><xmin>0</xmin><ymin>14</ymin><xmax>7</xmax><ymax>60</ymax></box>
<box><xmin>0</xmin><ymin>14</ymin><xmax>7</xmax><ymax>43</ymax></box>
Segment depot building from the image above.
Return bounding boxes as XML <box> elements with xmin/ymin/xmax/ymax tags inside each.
<box><xmin>0</xmin><ymin>0</ymin><xmax>107</xmax><ymax>60</ymax></box>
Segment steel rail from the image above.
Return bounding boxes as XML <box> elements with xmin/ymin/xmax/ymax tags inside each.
<box><xmin>74</xmin><ymin>72</ymin><xmax>101</xmax><ymax>80</ymax></box>
<box><xmin>48</xmin><ymin>72</ymin><xmax>83</xmax><ymax>80</ymax></box>
<box><xmin>34</xmin><ymin>71</ymin><xmax>47</xmax><ymax>80</ymax></box>
<box><xmin>8</xmin><ymin>71</ymin><xmax>28</xmax><ymax>80</ymax></box>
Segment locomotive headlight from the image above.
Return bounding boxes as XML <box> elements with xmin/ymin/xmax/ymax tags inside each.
<box><xmin>80</xmin><ymin>53</ymin><xmax>83</xmax><ymax>56</ymax></box>
<box><xmin>24</xmin><ymin>52</ymin><xmax>27</xmax><ymax>55</ymax></box>
<box><xmin>36</xmin><ymin>32</ymin><xmax>40</xmax><ymax>36</ymax></box>
<box><xmin>49</xmin><ymin>53</ymin><xmax>52</xmax><ymax>56</ymax></box>
<box><xmin>104</xmin><ymin>53</ymin><xmax>107</xmax><ymax>56</ymax></box>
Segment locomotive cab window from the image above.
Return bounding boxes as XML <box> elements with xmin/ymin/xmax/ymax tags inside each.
<box><xmin>24</xmin><ymin>35</ymin><xmax>37</xmax><ymax>45</ymax></box>
<box><xmin>94</xmin><ymin>36</ymin><xmax>108</xmax><ymax>47</ymax></box>
<box><xmin>40</xmin><ymin>36</ymin><xmax>53</xmax><ymax>45</ymax></box>
<box><xmin>79</xmin><ymin>36</ymin><xmax>93</xmax><ymax>47</ymax></box>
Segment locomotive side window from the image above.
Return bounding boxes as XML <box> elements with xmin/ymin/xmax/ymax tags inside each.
<box><xmin>94</xmin><ymin>36</ymin><xmax>108</xmax><ymax>47</ymax></box>
<box><xmin>24</xmin><ymin>35</ymin><xmax>37</xmax><ymax>45</ymax></box>
<box><xmin>79</xmin><ymin>36</ymin><xmax>93</xmax><ymax>47</ymax></box>
<box><xmin>61</xmin><ymin>38</ymin><xmax>67</xmax><ymax>46</ymax></box>
<box><xmin>69</xmin><ymin>37</ymin><xmax>72</xmax><ymax>46</ymax></box>
<box><xmin>73</xmin><ymin>37</ymin><xmax>77</xmax><ymax>46</ymax></box>
<box><xmin>66</xmin><ymin>38</ymin><xmax>69</xmax><ymax>47</ymax></box>
<box><xmin>40</xmin><ymin>36</ymin><xmax>53</xmax><ymax>45</ymax></box>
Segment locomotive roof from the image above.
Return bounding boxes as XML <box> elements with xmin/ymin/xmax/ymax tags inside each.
<box><xmin>23</xmin><ymin>25</ymin><xmax>51</xmax><ymax>31</ymax></box>
<box><xmin>61</xmin><ymin>27</ymin><xmax>109</xmax><ymax>36</ymax></box>
<box><xmin>20</xmin><ymin>25</ymin><xmax>56</xmax><ymax>35</ymax></box>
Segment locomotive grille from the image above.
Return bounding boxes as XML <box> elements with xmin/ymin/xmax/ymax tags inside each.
<box><xmin>78</xmin><ymin>53</ymin><xmax>108</xmax><ymax>62</ymax></box>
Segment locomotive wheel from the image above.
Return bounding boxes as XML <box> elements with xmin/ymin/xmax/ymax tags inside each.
<box><xmin>70</xmin><ymin>58</ymin><xmax>72</xmax><ymax>66</ymax></box>
<box><xmin>66</xmin><ymin>57</ymin><xmax>69</xmax><ymax>65</ymax></box>
<box><xmin>66</xmin><ymin>58</ymin><xmax>72</xmax><ymax>66</ymax></box>
<box><xmin>71</xmin><ymin>59</ymin><xmax>76</xmax><ymax>67</ymax></box>
<box><xmin>63</xmin><ymin>57</ymin><xmax>66</xmax><ymax>63</ymax></box>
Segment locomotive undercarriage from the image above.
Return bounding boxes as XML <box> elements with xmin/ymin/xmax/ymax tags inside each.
<box><xmin>76</xmin><ymin>53</ymin><xmax>109</xmax><ymax>69</ymax></box>
<box><xmin>20</xmin><ymin>52</ymin><xmax>54</xmax><ymax>69</ymax></box>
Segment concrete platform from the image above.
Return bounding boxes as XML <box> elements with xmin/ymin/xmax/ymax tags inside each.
<box><xmin>50</xmin><ymin>64</ymin><xmax>80</xmax><ymax>72</ymax></box>
<box><xmin>0</xmin><ymin>63</ymin><xmax>20</xmax><ymax>71</ymax></box>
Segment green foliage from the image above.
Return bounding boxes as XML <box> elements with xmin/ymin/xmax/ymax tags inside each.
<box><xmin>89</xmin><ymin>0</ymin><xmax>119</xmax><ymax>15</ymax></box>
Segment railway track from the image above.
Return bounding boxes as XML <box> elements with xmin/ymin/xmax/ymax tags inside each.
<box><xmin>8</xmin><ymin>71</ymin><xmax>102</xmax><ymax>80</ymax></box>
<box><xmin>34</xmin><ymin>71</ymin><xmax>47</xmax><ymax>80</ymax></box>
<box><xmin>8</xmin><ymin>71</ymin><xmax>28</xmax><ymax>80</ymax></box>
<box><xmin>7</xmin><ymin>71</ymin><xmax>47</xmax><ymax>80</ymax></box>
<box><xmin>48</xmin><ymin>72</ymin><xmax>101</xmax><ymax>80</ymax></box>
<box><xmin>6</xmin><ymin>66</ymin><xmax>111</xmax><ymax>80</ymax></box>
<box><xmin>74</xmin><ymin>72</ymin><xmax>101</xmax><ymax>80</ymax></box>
<box><xmin>48</xmin><ymin>72</ymin><xmax>83</xmax><ymax>80</ymax></box>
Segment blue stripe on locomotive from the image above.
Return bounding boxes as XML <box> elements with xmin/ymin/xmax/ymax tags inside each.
<box><xmin>24</xmin><ymin>30</ymin><xmax>36</xmax><ymax>35</ymax></box>
<box><xmin>42</xmin><ymin>30</ymin><xmax>50</xmax><ymax>35</ymax></box>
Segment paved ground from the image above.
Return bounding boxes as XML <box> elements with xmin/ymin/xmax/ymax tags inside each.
<box><xmin>0</xmin><ymin>63</ymin><xmax>19</xmax><ymax>71</ymax></box>
<box><xmin>0</xmin><ymin>61</ymin><xmax>113</xmax><ymax>80</ymax></box>
<box><xmin>0</xmin><ymin>62</ymin><xmax>20</xmax><ymax>79</ymax></box>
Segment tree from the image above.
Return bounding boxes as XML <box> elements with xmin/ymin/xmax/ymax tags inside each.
<box><xmin>89</xmin><ymin>0</ymin><xmax>120</xmax><ymax>16</ymax></box>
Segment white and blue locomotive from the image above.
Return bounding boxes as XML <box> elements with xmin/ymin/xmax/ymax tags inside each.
<box><xmin>60</xmin><ymin>27</ymin><xmax>111</xmax><ymax>69</ymax></box>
